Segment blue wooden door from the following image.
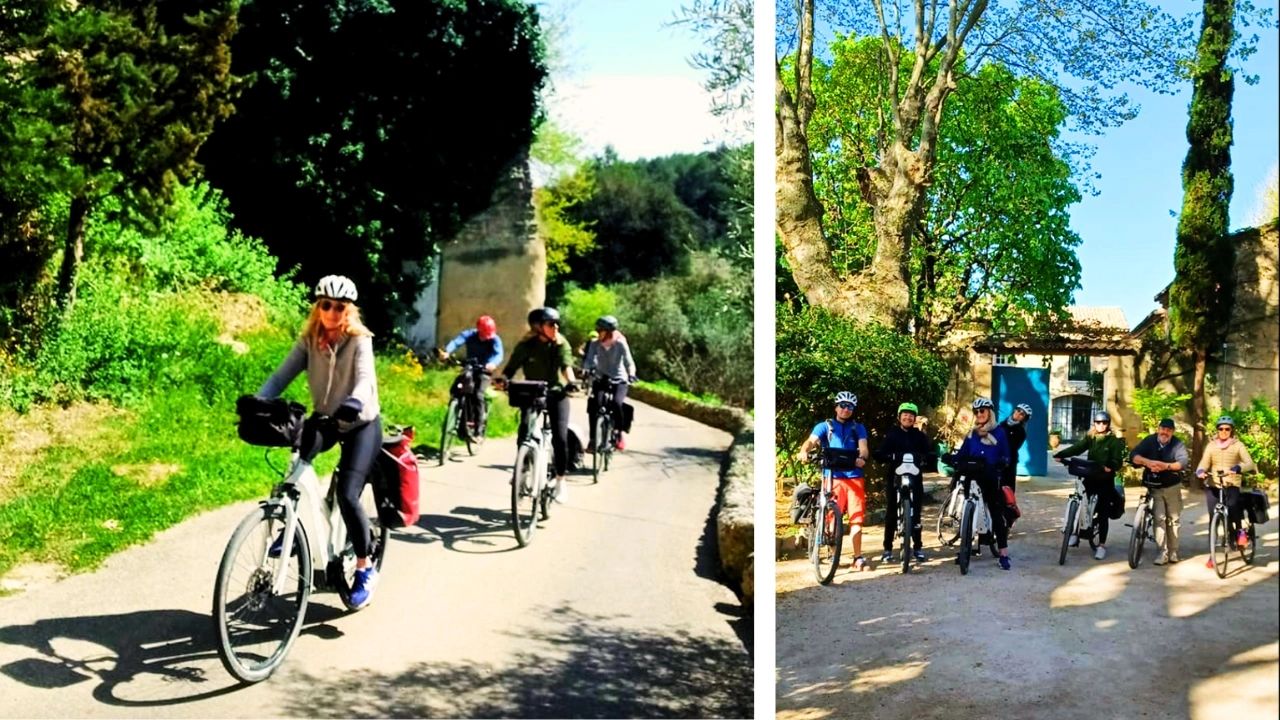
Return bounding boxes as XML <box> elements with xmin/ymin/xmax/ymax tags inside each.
<box><xmin>992</xmin><ymin>367</ymin><xmax>1050</xmax><ymax>476</ymax></box>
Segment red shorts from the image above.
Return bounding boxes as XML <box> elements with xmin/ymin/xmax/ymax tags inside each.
<box><xmin>832</xmin><ymin>477</ymin><xmax>867</xmax><ymax>525</ymax></box>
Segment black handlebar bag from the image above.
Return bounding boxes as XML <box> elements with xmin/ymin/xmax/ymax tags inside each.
<box><xmin>236</xmin><ymin>396</ymin><xmax>306</xmax><ymax>447</ymax></box>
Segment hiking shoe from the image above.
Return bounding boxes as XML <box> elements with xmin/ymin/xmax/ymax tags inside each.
<box><xmin>1068</xmin><ymin>534</ymin><xmax>1079</xmax><ymax>548</ymax></box>
<box><xmin>1169</xmin><ymin>553</ymin><xmax>1180</xmax><ymax>564</ymax></box>
<box><xmin>349</xmin><ymin>567</ymin><xmax>378</xmax><ymax>609</ymax></box>
<box><xmin>615</xmin><ymin>435</ymin><xmax>625</xmax><ymax>451</ymax></box>
<box><xmin>1153</xmin><ymin>554</ymin><xmax>1168</xmax><ymax>566</ymax></box>
<box><xmin>999</xmin><ymin>556</ymin><xmax>1011</xmax><ymax>571</ymax></box>
<box><xmin>553</xmin><ymin>477</ymin><xmax>568</xmax><ymax>503</ymax></box>
<box><xmin>1094</xmin><ymin>546</ymin><xmax>1107</xmax><ymax>560</ymax></box>
<box><xmin>1205</xmin><ymin>558</ymin><xmax>1215</xmax><ymax>569</ymax></box>
<box><xmin>1236</xmin><ymin>530</ymin><xmax>1249</xmax><ymax>548</ymax></box>
<box><xmin>880</xmin><ymin>550</ymin><xmax>894</xmax><ymax>562</ymax></box>
<box><xmin>854</xmin><ymin>556</ymin><xmax>869</xmax><ymax>571</ymax></box>
<box><xmin>913</xmin><ymin>549</ymin><xmax>926</xmax><ymax>562</ymax></box>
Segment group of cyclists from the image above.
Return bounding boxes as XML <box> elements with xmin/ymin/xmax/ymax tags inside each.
<box><xmin>796</xmin><ymin>390</ymin><xmax>1260</xmax><ymax>575</ymax></box>
<box><xmin>242</xmin><ymin>275</ymin><xmax>639</xmax><ymax>609</ymax></box>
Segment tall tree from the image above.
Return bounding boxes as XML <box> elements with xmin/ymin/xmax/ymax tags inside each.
<box><xmin>1168</xmin><ymin>0</ymin><xmax>1238</xmax><ymax>465</ymax></box>
<box><xmin>791</xmin><ymin>35</ymin><xmax>1083</xmax><ymax>344</ymax></box>
<box><xmin>777</xmin><ymin>0</ymin><xmax>1206</xmax><ymax>331</ymax></box>
<box><xmin>200</xmin><ymin>0</ymin><xmax>548</xmax><ymax>338</ymax></box>
<box><xmin>670</xmin><ymin>0</ymin><xmax>754</xmax><ymax>134</ymax></box>
<box><xmin>0</xmin><ymin>0</ymin><xmax>239</xmax><ymax>311</ymax></box>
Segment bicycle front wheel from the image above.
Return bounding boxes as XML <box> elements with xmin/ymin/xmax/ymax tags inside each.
<box><xmin>1210</xmin><ymin>512</ymin><xmax>1229</xmax><ymax>578</ymax></box>
<box><xmin>900</xmin><ymin>493</ymin><xmax>912</xmax><ymax>574</ymax></box>
<box><xmin>440</xmin><ymin>398</ymin><xmax>460</xmax><ymax>465</ymax></box>
<box><xmin>1127</xmin><ymin>505</ymin><xmax>1148</xmax><ymax>569</ymax></box>
<box><xmin>601</xmin><ymin>416</ymin><xmax>613</xmax><ymax>472</ymax></box>
<box><xmin>511</xmin><ymin>444</ymin><xmax>539</xmax><ymax>547</ymax></box>
<box><xmin>936</xmin><ymin>487</ymin><xmax>961</xmax><ymax>546</ymax></box>
<box><xmin>591</xmin><ymin>416</ymin><xmax>605</xmax><ymax>483</ymax></box>
<box><xmin>813</xmin><ymin>499</ymin><xmax>842</xmax><ymax>585</ymax></box>
<box><xmin>958</xmin><ymin>501</ymin><xmax>975</xmax><ymax>575</ymax></box>
<box><xmin>1059</xmin><ymin>499</ymin><xmax>1078</xmax><ymax>566</ymax></box>
<box><xmin>213</xmin><ymin>504</ymin><xmax>312</xmax><ymax>683</ymax></box>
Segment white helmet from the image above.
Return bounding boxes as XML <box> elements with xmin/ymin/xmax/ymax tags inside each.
<box><xmin>834</xmin><ymin>391</ymin><xmax>857</xmax><ymax>407</ymax></box>
<box><xmin>1016</xmin><ymin>403</ymin><xmax>1033</xmax><ymax>418</ymax></box>
<box><xmin>972</xmin><ymin>397</ymin><xmax>994</xmax><ymax>411</ymax></box>
<box><xmin>315</xmin><ymin>275</ymin><xmax>358</xmax><ymax>302</ymax></box>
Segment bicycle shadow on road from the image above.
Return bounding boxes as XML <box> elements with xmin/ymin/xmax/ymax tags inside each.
<box><xmin>413</xmin><ymin>509</ymin><xmax>522</xmax><ymax>554</ymax></box>
<box><xmin>0</xmin><ymin>603</ymin><xmax>347</xmax><ymax>707</ymax></box>
<box><xmin>276</xmin><ymin>604</ymin><xmax>753</xmax><ymax>718</ymax></box>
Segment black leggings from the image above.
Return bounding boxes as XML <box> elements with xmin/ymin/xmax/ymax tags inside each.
<box><xmin>1084</xmin><ymin>473</ymin><xmax>1115</xmax><ymax>545</ymax></box>
<box><xmin>300</xmin><ymin>416</ymin><xmax>381</xmax><ymax>558</ymax></box>
<box><xmin>589</xmin><ymin>380</ymin><xmax>630</xmax><ymax>446</ymax></box>
<box><xmin>883</xmin><ymin>473</ymin><xmax>924</xmax><ymax>551</ymax></box>
<box><xmin>517</xmin><ymin>392</ymin><xmax>571</xmax><ymax>476</ymax></box>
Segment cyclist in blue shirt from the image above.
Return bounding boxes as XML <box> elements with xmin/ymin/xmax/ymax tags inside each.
<box><xmin>956</xmin><ymin>397</ymin><xmax>1013</xmax><ymax>570</ymax></box>
<box><xmin>436</xmin><ymin>315</ymin><xmax>503</xmax><ymax>431</ymax></box>
<box><xmin>796</xmin><ymin>391</ymin><xmax>871</xmax><ymax>570</ymax></box>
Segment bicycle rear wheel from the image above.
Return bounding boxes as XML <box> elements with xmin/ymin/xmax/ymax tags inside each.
<box><xmin>1242</xmin><ymin>521</ymin><xmax>1257</xmax><ymax>564</ymax></box>
<box><xmin>1058</xmin><ymin>499</ymin><xmax>1078</xmax><ymax>566</ymax></box>
<box><xmin>813</xmin><ymin>499</ymin><xmax>843</xmax><ymax>585</ymax></box>
<box><xmin>463</xmin><ymin>396</ymin><xmax>483</xmax><ymax>456</ymax></box>
<box><xmin>1210</xmin><ymin>512</ymin><xmax>1229</xmax><ymax>578</ymax></box>
<box><xmin>1127</xmin><ymin>505</ymin><xmax>1148</xmax><ymax>569</ymax></box>
<box><xmin>439</xmin><ymin>398</ymin><xmax>459</xmax><ymax>465</ymax></box>
<box><xmin>958</xmin><ymin>501</ymin><xmax>975</xmax><ymax>575</ymax></box>
<box><xmin>213</xmin><ymin>504</ymin><xmax>312</xmax><ymax>683</ymax></box>
<box><xmin>511</xmin><ymin>444</ymin><xmax>539</xmax><ymax>547</ymax></box>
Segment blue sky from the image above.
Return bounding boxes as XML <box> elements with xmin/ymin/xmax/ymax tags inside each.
<box><xmin>1067</xmin><ymin>4</ymin><xmax>1279</xmax><ymax>330</ymax></box>
<box><xmin>533</xmin><ymin>0</ymin><xmax>747</xmax><ymax>161</ymax></box>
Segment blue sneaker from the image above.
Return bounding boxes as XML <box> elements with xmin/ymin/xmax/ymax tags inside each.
<box><xmin>999</xmin><ymin>555</ymin><xmax>1011</xmax><ymax>571</ymax></box>
<box><xmin>267</xmin><ymin>531</ymin><xmax>298</xmax><ymax>558</ymax></box>
<box><xmin>349</xmin><ymin>567</ymin><xmax>378</xmax><ymax>609</ymax></box>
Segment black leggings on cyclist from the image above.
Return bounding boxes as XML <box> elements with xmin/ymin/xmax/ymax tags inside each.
<box><xmin>1204</xmin><ymin>486</ymin><xmax>1244</xmax><ymax>533</ymax></box>
<box><xmin>883</xmin><ymin>473</ymin><xmax>924</xmax><ymax>551</ymax></box>
<box><xmin>589</xmin><ymin>380</ymin><xmax>629</xmax><ymax>447</ymax></box>
<box><xmin>517</xmin><ymin>391</ymin><xmax>571</xmax><ymax>477</ymax></box>
<box><xmin>1083</xmin><ymin>473</ymin><xmax>1115</xmax><ymax>545</ymax></box>
<box><xmin>974</xmin><ymin>471</ymin><xmax>1008</xmax><ymax>550</ymax></box>
<box><xmin>300</xmin><ymin>416</ymin><xmax>381</xmax><ymax>558</ymax></box>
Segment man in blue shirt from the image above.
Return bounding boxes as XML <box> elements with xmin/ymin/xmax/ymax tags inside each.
<box><xmin>796</xmin><ymin>391</ymin><xmax>871</xmax><ymax>570</ymax></box>
<box><xmin>436</xmin><ymin>315</ymin><xmax>504</xmax><ymax>428</ymax></box>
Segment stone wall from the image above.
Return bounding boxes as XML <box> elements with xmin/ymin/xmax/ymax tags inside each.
<box><xmin>421</xmin><ymin>152</ymin><xmax>546</xmax><ymax>357</ymax></box>
<box><xmin>1220</xmin><ymin>223</ymin><xmax>1280</xmax><ymax>409</ymax></box>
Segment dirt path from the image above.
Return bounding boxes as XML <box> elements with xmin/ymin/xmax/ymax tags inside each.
<box><xmin>777</xmin><ymin>459</ymin><xmax>1279</xmax><ymax>720</ymax></box>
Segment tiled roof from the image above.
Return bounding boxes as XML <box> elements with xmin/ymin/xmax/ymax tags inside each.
<box><xmin>1066</xmin><ymin>306</ymin><xmax>1129</xmax><ymax>331</ymax></box>
<box><xmin>974</xmin><ymin>306</ymin><xmax>1140</xmax><ymax>355</ymax></box>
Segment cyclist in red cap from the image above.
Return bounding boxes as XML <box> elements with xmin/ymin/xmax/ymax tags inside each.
<box><xmin>437</xmin><ymin>315</ymin><xmax>504</xmax><ymax>431</ymax></box>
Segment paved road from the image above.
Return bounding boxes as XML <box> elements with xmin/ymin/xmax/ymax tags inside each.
<box><xmin>0</xmin><ymin>397</ymin><xmax>751</xmax><ymax>719</ymax></box>
<box><xmin>777</xmin><ymin>457</ymin><xmax>1279</xmax><ymax>720</ymax></box>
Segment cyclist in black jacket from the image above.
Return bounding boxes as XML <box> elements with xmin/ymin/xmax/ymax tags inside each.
<box><xmin>874</xmin><ymin>402</ymin><xmax>933</xmax><ymax>563</ymax></box>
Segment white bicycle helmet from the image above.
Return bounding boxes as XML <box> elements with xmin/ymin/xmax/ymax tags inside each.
<box><xmin>972</xmin><ymin>397</ymin><xmax>994</xmax><ymax>411</ymax></box>
<box><xmin>834</xmin><ymin>391</ymin><xmax>857</xmax><ymax>407</ymax></box>
<box><xmin>315</xmin><ymin>275</ymin><xmax>358</xmax><ymax>302</ymax></box>
<box><xmin>1016</xmin><ymin>403</ymin><xmax>1033</xmax><ymax>418</ymax></box>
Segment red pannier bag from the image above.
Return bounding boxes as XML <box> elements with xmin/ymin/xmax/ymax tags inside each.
<box><xmin>375</xmin><ymin>426</ymin><xmax>419</xmax><ymax>528</ymax></box>
<box><xmin>1002</xmin><ymin>485</ymin><xmax>1021</xmax><ymax>527</ymax></box>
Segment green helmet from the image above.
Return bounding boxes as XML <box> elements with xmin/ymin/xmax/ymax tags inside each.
<box><xmin>898</xmin><ymin>402</ymin><xmax>919</xmax><ymax>415</ymax></box>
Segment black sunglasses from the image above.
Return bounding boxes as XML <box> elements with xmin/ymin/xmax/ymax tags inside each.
<box><xmin>318</xmin><ymin>299</ymin><xmax>349</xmax><ymax>312</ymax></box>
<box><xmin>836</xmin><ymin>402</ymin><xmax>855</xmax><ymax>410</ymax></box>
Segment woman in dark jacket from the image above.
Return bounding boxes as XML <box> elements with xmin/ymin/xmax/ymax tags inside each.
<box><xmin>873</xmin><ymin>402</ymin><xmax>933</xmax><ymax>563</ymax></box>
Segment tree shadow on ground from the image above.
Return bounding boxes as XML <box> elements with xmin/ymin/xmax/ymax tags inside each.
<box><xmin>280</xmin><ymin>605</ymin><xmax>753</xmax><ymax>719</ymax></box>
<box><xmin>0</xmin><ymin>603</ymin><xmax>346</xmax><ymax>707</ymax></box>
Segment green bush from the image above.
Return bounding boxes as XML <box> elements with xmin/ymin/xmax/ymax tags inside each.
<box><xmin>560</xmin><ymin>283</ymin><xmax>617</xmax><ymax>351</ymax></box>
<box><xmin>1131</xmin><ymin>387</ymin><xmax>1192</xmax><ymax>434</ymax></box>
<box><xmin>776</xmin><ymin>300</ymin><xmax>948</xmax><ymax>483</ymax></box>
<box><xmin>616</xmin><ymin>253</ymin><xmax>752</xmax><ymax>407</ymax></box>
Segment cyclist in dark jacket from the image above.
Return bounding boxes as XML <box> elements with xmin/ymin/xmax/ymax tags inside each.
<box><xmin>1130</xmin><ymin>418</ymin><xmax>1189</xmax><ymax>565</ymax></box>
<box><xmin>437</xmin><ymin>315</ymin><xmax>504</xmax><ymax>431</ymax></box>
<box><xmin>874</xmin><ymin>402</ymin><xmax>932</xmax><ymax>563</ymax></box>
<box><xmin>956</xmin><ymin>397</ymin><xmax>1013</xmax><ymax>569</ymax></box>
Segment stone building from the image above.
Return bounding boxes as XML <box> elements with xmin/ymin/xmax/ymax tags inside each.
<box><xmin>404</xmin><ymin>153</ymin><xmax>546</xmax><ymax>359</ymax></box>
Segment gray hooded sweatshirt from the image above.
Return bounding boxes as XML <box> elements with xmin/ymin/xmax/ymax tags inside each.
<box><xmin>259</xmin><ymin>334</ymin><xmax>380</xmax><ymax>428</ymax></box>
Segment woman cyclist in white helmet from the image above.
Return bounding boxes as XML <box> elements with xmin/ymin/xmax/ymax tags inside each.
<box><xmin>253</xmin><ymin>274</ymin><xmax>383</xmax><ymax>609</ymax></box>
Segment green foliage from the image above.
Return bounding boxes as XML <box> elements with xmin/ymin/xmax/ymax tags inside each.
<box><xmin>0</xmin><ymin>0</ymin><xmax>240</xmax><ymax>307</ymax></box>
<box><xmin>633</xmin><ymin>379</ymin><xmax>723</xmax><ymax>407</ymax></box>
<box><xmin>1169</xmin><ymin>0</ymin><xmax>1237</xmax><ymax>352</ymax></box>
<box><xmin>776</xmin><ymin>301</ymin><xmax>948</xmax><ymax>478</ymax></box>
<box><xmin>793</xmin><ymin>37</ymin><xmax>1084</xmax><ymax>343</ymax></box>
<box><xmin>1131</xmin><ymin>388</ymin><xmax>1193</xmax><ymax>434</ymax></box>
<box><xmin>560</xmin><ymin>284</ymin><xmax>618</xmax><ymax>352</ymax></box>
<box><xmin>1203</xmin><ymin>397</ymin><xmax>1278</xmax><ymax>488</ymax></box>
<box><xmin>536</xmin><ymin>165</ymin><xmax>597</xmax><ymax>277</ymax></box>
<box><xmin>614</xmin><ymin>253</ymin><xmax>752</xmax><ymax>407</ymax></box>
<box><xmin>199</xmin><ymin>0</ymin><xmax>550</xmax><ymax>339</ymax></box>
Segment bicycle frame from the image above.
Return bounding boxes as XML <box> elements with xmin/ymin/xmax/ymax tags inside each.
<box><xmin>894</xmin><ymin>454</ymin><xmax>920</xmax><ymax>537</ymax></box>
<box><xmin>269</xmin><ymin>454</ymin><xmax>351</xmax><ymax>594</ymax></box>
